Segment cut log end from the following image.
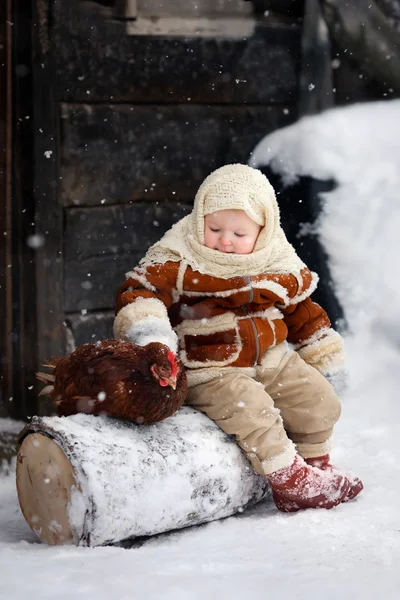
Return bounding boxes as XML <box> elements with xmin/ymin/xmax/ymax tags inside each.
<box><xmin>16</xmin><ymin>433</ymin><xmax>78</xmax><ymax>546</ymax></box>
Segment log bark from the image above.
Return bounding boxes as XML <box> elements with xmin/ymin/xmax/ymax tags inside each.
<box><xmin>321</xmin><ymin>0</ymin><xmax>400</xmax><ymax>94</ymax></box>
<box><xmin>16</xmin><ymin>408</ymin><xmax>268</xmax><ymax>547</ymax></box>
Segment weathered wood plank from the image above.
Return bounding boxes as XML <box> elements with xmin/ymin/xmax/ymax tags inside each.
<box><xmin>33</xmin><ymin>0</ymin><xmax>66</xmax><ymax>418</ymax></box>
<box><xmin>66</xmin><ymin>311</ymin><xmax>114</xmax><ymax>347</ymax></box>
<box><xmin>64</xmin><ymin>201</ymin><xmax>191</xmax><ymax>312</ymax></box>
<box><xmin>60</xmin><ymin>103</ymin><xmax>296</xmax><ymax>207</ymax></box>
<box><xmin>64</xmin><ymin>202</ymin><xmax>192</xmax><ymax>261</ymax></box>
<box><xmin>64</xmin><ymin>253</ymin><xmax>142</xmax><ymax>313</ymax></box>
<box><xmin>52</xmin><ymin>1</ymin><xmax>301</xmax><ymax>103</ymax></box>
<box><xmin>253</xmin><ymin>1</ymin><xmax>304</xmax><ymax>15</ymax></box>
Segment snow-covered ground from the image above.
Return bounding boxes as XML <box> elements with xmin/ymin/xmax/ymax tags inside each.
<box><xmin>1</xmin><ymin>100</ymin><xmax>400</xmax><ymax>599</ymax></box>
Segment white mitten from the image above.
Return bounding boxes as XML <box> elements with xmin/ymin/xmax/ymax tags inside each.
<box><xmin>114</xmin><ymin>298</ymin><xmax>178</xmax><ymax>353</ymax></box>
<box><xmin>297</xmin><ymin>328</ymin><xmax>345</xmax><ymax>376</ymax></box>
<box><xmin>123</xmin><ymin>316</ymin><xmax>178</xmax><ymax>353</ymax></box>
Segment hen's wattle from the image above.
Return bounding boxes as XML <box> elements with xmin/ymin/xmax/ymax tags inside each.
<box><xmin>36</xmin><ymin>340</ymin><xmax>187</xmax><ymax>424</ymax></box>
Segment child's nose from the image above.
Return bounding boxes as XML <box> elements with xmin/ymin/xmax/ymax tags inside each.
<box><xmin>220</xmin><ymin>235</ymin><xmax>231</xmax><ymax>246</ymax></box>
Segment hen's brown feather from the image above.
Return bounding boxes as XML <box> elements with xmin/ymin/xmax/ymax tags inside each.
<box><xmin>36</xmin><ymin>340</ymin><xmax>187</xmax><ymax>424</ymax></box>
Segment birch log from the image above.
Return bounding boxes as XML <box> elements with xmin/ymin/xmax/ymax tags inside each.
<box><xmin>16</xmin><ymin>408</ymin><xmax>269</xmax><ymax>547</ymax></box>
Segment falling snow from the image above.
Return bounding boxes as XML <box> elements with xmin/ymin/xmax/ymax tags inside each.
<box><xmin>1</xmin><ymin>101</ymin><xmax>400</xmax><ymax>598</ymax></box>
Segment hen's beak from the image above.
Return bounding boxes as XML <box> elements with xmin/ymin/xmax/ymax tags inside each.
<box><xmin>164</xmin><ymin>376</ymin><xmax>177</xmax><ymax>390</ymax></box>
<box><xmin>159</xmin><ymin>375</ymin><xmax>177</xmax><ymax>390</ymax></box>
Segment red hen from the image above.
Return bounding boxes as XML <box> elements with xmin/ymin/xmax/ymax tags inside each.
<box><xmin>36</xmin><ymin>340</ymin><xmax>187</xmax><ymax>424</ymax></box>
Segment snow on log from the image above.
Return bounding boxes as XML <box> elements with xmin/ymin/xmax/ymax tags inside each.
<box><xmin>16</xmin><ymin>407</ymin><xmax>269</xmax><ymax>547</ymax></box>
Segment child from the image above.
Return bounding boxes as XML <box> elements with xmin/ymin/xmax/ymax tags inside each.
<box><xmin>114</xmin><ymin>164</ymin><xmax>363</xmax><ymax>512</ymax></box>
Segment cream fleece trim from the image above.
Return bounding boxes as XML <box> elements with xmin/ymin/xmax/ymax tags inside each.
<box><xmin>294</xmin><ymin>326</ymin><xmax>330</xmax><ymax>350</ymax></box>
<box><xmin>113</xmin><ymin>298</ymin><xmax>169</xmax><ymax>339</ymax></box>
<box><xmin>124</xmin><ymin>267</ymin><xmax>157</xmax><ymax>292</ymax></box>
<box><xmin>180</xmin><ymin>284</ymin><xmax>252</xmax><ymax>299</ymax></box>
<box><xmin>179</xmin><ymin>278</ymin><xmax>291</xmax><ymax>305</ymax></box>
<box><xmin>259</xmin><ymin>441</ymin><xmax>297</xmax><ymax>475</ymax></box>
<box><xmin>175</xmin><ymin>311</ymin><xmax>238</xmax><ymax>336</ymax></box>
<box><xmin>297</xmin><ymin>329</ymin><xmax>345</xmax><ymax>374</ymax></box>
<box><xmin>246</xmin><ymin>307</ymin><xmax>283</xmax><ymax>320</ymax></box>
<box><xmin>295</xmin><ymin>436</ymin><xmax>334</xmax><ymax>459</ymax></box>
<box><xmin>186</xmin><ymin>366</ymin><xmax>257</xmax><ymax>387</ymax></box>
<box><xmin>175</xmin><ymin>261</ymin><xmax>187</xmax><ymax>298</ymax></box>
<box><xmin>288</xmin><ymin>270</ymin><xmax>319</xmax><ymax>305</ymax></box>
<box><xmin>251</xmin><ymin>279</ymin><xmax>291</xmax><ymax>304</ymax></box>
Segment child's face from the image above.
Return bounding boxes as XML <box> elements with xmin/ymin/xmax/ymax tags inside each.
<box><xmin>204</xmin><ymin>209</ymin><xmax>262</xmax><ymax>254</ymax></box>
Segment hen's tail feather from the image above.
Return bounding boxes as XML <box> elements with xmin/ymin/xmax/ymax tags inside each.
<box><xmin>42</xmin><ymin>356</ymin><xmax>63</xmax><ymax>369</ymax></box>
<box><xmin>38</xmin><ymin>384</ymin><xmax>54</xmax><ymax>397</ymax></box>
<box><xmin>36</xmin><ymin>371</ymin><xmax>55</xmax><ymax>384</ymax></box>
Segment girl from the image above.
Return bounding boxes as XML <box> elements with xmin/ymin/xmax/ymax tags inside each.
<box><xmin>114</xmin><ymin>164</ymin><xmax>363</xmax><ymax>512</ymax></box>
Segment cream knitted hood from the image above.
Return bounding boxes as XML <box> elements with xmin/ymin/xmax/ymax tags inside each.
<box><xmin>139</xmin><ymin>164</ymin><xmax>306</xmax><ymax>279</ymax></box>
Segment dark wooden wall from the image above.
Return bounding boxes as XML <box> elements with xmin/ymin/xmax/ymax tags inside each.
<box><xmin>4</xmin><ymin>0</ymin><xmax>392</xmax><ymax>418</ymax></box>
<box><xmin>33</xmin><ymin>0</ymin><xmax>302</xmax><ymax>387</ymax></box>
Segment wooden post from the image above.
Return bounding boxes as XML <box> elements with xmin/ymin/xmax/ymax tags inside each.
<box><xmin>321</xmin><ymin>0</ymin><xmax>400</xmax><ymax>95</ymax></box>
<box><xmin>0</xmin><ymin>0</ymin><xmax>13</xmax><ymax>416</ymax></box>
<box><xmin>298</xmin><ymin>0</ymin><xmax>333</xmax><ymax>116</ymax></box>
<box><xmin>296</xmin><ymin>0</ymin><xmax>345</xmax><ymax>327</ymax></box>
<box><xmin>32</xmin><ymin>0</ymin><xmax>66</xmax><ymax>414</ymax></box>
<box><xmin>0</xmin><ymin>0</ymin><xmax>38</xmax><ymax>418</ymax></box>
<box><xmin>10</xmin><ymin>0</ymin><xmax>38</xmax><ymax>419</ymax></box>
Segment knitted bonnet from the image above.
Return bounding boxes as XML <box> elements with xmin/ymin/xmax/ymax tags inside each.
<box><xmin>191</xmin><ymin>163</ymin><xmax>280</xmax><ymax>250</ymax></box>
<box><xmin>139</xmin><ymin>163</ymin><xmax>305</xmax><ymax>278</ymax></box>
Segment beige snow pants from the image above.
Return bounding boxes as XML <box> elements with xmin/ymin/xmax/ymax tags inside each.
<box><xmin>186</xmin><ymin>348</ymin><xmax>341</xmax><ymax>475</ymax></box>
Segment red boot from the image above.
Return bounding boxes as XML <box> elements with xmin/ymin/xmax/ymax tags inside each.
<box><xmin>267</xmin><ymin>455</ymin><xmax>353</xmax><ymax>513</ymax></box>
<box><xmin>305</xmin><ymin>455</ymin><xmax>363</xmax><ymax>501</ymax></box>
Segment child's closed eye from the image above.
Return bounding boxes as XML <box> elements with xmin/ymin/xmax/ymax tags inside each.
<box><xmin>235</xmin><ymin>233</ymin><xmax>245</xmax><ymax>237</ymax></box>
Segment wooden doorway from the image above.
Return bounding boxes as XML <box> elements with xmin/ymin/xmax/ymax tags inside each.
<box><xmin>0</xmin><ymin>0</ymin><xmax>13</xmax><ymax>417</ymax></box>
<box><xmin>0</xmin><ymin>0</ymin><xmax>37</xmax><ymax>419</ymax></box>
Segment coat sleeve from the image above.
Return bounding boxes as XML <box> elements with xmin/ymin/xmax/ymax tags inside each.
<box><xmin>113</xmin><ymin>262</ymin><xmax>179</xmax><ymax>352</ymax></box>
<box><xmin>281</xmin><ymin>296</ymin><xmax>345</xmax><ymax>375</ymax></box>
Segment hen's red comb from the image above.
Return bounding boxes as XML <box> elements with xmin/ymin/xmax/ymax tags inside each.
<box><xmin>167</xmin><ymin>351</ymin><xmax>178</xmax><ymax>377</ymax></box>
